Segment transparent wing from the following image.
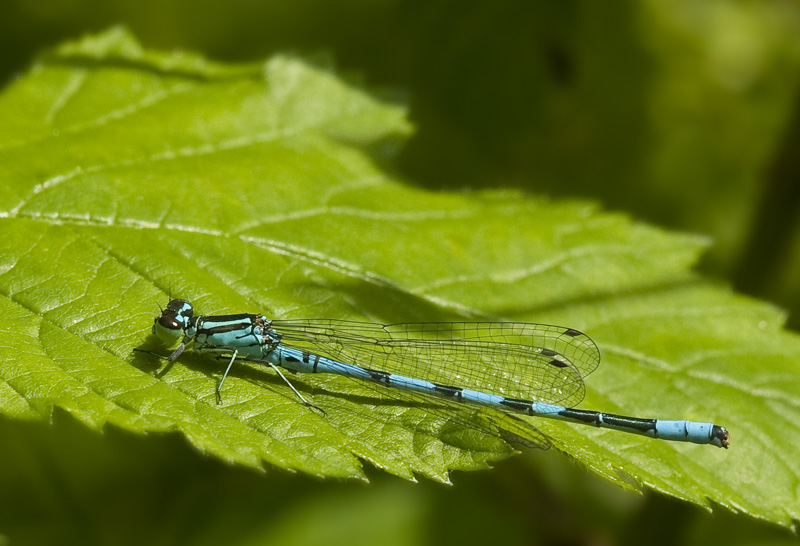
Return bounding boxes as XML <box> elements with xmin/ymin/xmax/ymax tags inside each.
<box><xmin>270</xmin><ymin>320</ymin><xmax>600</xmax><ymax>408</ymax></box>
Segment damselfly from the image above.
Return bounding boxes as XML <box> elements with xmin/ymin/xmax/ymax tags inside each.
<box><xmin>136</xmin><ymin>299</ymin><xmax>729</xmax><ymax>449</ymax></box>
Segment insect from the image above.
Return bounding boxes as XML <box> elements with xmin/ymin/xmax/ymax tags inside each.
<box><xmin>137</xmin><ymin>299</ymin><xmax>729</xmax><ymax>449</ymax></box>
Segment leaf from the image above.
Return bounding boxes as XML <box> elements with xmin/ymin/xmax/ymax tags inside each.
<box><xmin>0</xmin><ymin>27</ymin><xmax>798</xmax><ymax>527</ymax></box>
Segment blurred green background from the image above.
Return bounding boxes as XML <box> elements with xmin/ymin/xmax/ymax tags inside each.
<box><xmin>1</xmin><ymin>0</ymin><xmax>799</xmax><ymax>544</ymax></box>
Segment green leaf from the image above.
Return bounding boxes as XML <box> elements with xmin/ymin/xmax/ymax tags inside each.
<box><xmin>0</xmin><ymin>27</ymin><xmax>798</xmax><ymax>527</ymax></box>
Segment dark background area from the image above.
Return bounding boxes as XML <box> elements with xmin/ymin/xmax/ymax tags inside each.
<box><xmin>1</xmin><ymin>1</ymin><xmax>799</xmax><ymax>544</ymax></box>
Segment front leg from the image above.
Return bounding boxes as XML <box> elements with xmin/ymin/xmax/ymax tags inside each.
<box><xmin>167</xmin><ymin>340</ymin><xmax>188</xmax><ymax>361</ymax></box>
<box><xmin>133</xmin><ymin>334</ymin><xmax>192</xmax><ymax>362</ymax></box>
<box><xmin>133</xmin><ymin>335</ymin><xmax>193</xmax><ymax>380</ymax></box>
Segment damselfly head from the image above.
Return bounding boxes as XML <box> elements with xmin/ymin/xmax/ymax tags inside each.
<box><xmin>153</xmin><ymin>299</ymin><xmax>194</xmax><ymax>343</ymax></box>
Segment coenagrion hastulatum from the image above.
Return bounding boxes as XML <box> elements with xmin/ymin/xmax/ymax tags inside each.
<box><xmin>136</xmin><ymin>299</ymin><xmax>729</xmax><ymax>449</ymax></box>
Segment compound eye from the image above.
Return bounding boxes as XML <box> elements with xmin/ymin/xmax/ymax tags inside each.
<box><xmin>157</xmin><ymin>315</ymin><xmax>182</xmax><ymax>331</ymax></box>
<box><xmin>165</xmin><ymin>299</ymin><xmax>193</xmax><ymax>320</ymax></box>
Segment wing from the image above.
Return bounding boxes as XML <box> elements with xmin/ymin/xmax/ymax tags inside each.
<box><xmin>269</xmin><ymin>320</ymin><xmax>600</xmax><ymax>408</ymax></box>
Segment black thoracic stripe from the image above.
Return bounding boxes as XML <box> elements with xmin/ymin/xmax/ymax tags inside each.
<box><xmin>285</xmin><ymin>355</ymin><xmax>300</xmax><ymax>363</ymax></box>
<box><xmin>433</xmin><ymin>383</ymin><xmax>463</xmax><ymax>400</ymax></box>
<box><xmin>312</xmin><ymin>354</ymin><xmax>320</xmax><ymax>373</ymax></box>
<box><xmin>302</xmin><ymin>352</ymin><xmax>310</xmax><ymax>364</ymax></box>
<box><xmin>199</xmin><ymin>321</ymin><xmax>252</xmax><ymax>334</ymax></box>
<box><xmin>558</xmin><ymin>408</ymin><xmax>657</xmax><ymax>433</ymax></box>
<box><xmin>500</xmin><ymin>397</ymin><xmax>533</xmax><ymax>414</ymax></box>
<box><xmin>203</xmin><ymin>313</ymin><xmax>256</xmax><ymax>323</ymax></box>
